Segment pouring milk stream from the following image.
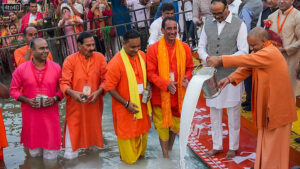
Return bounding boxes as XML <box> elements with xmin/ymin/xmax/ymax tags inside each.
<box><xmin>179</xmin><ymin>67</ymin><xmax>220</xmax><ymax>169</ymax></box>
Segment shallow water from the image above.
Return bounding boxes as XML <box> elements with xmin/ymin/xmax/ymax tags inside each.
<box><xmin>1</xmin><ymin>95</ymin><xmax>210</xmax><ymax>169</ymax></box>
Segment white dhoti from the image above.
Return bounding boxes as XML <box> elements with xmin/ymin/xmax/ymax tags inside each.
<box><xmin>63</xmin><ymin>124</ymin><xmax>100</xmax><ymax>160</ymax></box>
<box><xmin>64</xmin><ymin>124</ymin><xmax>79</xmax><ymax>160</ymax></box>
<box><xmin>207</xmin><ymin>82</ymin><xmax>243</xmax><ymax>150</ymax></box>
<box><xmin>29</xmin><ymin>148</ymin><xmax>58</xmax><ymax>160</ymax></box>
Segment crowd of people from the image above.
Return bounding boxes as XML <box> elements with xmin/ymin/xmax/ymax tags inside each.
<box><xmin>0</xmin><ymin>0</ymin><xmax>196</xmax><ymax>74</ymax></box>
<box><xmin>0</xmin><ymin>0</ymin><xmax>300</xmax><ymax>168</ymax></box>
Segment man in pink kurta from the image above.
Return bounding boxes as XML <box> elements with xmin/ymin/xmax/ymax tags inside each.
<box><xmin>10</xmin><ymin>38</ymin><xmax>63</xmax><ymax>160</ymax></box>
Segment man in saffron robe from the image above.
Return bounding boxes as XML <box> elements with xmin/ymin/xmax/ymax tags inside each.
<box><xmin>14</xmin><ymin>27</ymin><xmax>53</xmax><ymax>67</ymax></box>
<box><xmin>10</xmin><ymin>38</ymin><xmax>63</xmax><ymax>160</ymax></box>
<box><xmin>0</xmin><ymin>83</ymin><xmax>9</xmax><ymax>161</ymax></box>
<box><xmin>147</xmin><ymin>17</ymin><xmax>194</xmax><ymax>158</ymax></box>
<box><xmin>20</xmin><ymin>0</ymin><xmax>43</xmax><ymax>33</ymax></box>
<box><xmin>60</xmin><ymin>32</ymin><xmax>107</xmax><ymax>160</ymax></box>
<box><xmin>105</xmin><ymin>30</ymin><xmax>152</xmax><ymax>164</ymax></box>
<box><xmin>207</xmin><ymin>27</ymin><xmax>297</xmax><ymax>169</ymax></box>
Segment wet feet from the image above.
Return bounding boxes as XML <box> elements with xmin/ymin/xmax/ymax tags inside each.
<box><xmin>205</xmin><ymin>149</ymin><xmax>223</xmax><ymax>157</ymax></box>
<box><xmin>226</xmin><ymin>150</ymin><xmax>237</xmax><ymax>158</ymax></box>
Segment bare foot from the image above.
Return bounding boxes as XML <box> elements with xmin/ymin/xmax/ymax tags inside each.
<box><xmin>226</xmin><ymin>150</ymin><xmax>237</xmax><ymax>158</ymax></box>
<box><xmin>205</xmin><ymin>149</ymin><xmax>223</xmax><ymax>157</ymax></box>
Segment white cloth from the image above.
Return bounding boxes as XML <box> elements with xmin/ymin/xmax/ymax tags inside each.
<box><xmin>207</xmin><ymin>83</ymin><xmax>244</xmax><ymax>108</ymax></box>
<box><xmin>127</xmin><ymin>0</ymin><xmax>150</xmax><ymax>28</ymax></box>
<box><xmin>29</xmin><ymin>13</ymin><xmax>37</xmax><ymax>24</ymax></box>
<box><xmin>64</xmin><ymin>124</ymin><xmax>79</xmax><ymax>160</ymax></box>
<box><xmin>228</xmin><ymin>0</ymin><xmax>242</xmax><ymax>17</ymax></box>
<box><xmin>184</xmin><ymin>1</ymin><xmax>193</xmax><ymax>21</ymax></box>
<box><xmin>210</xmin><ymin>103</ymin><xmax>241</xmax><ymax>150</ymax></box>
<box><xmin>148</xmin><ymin>17</ymin><xmax>180</xmax><ymax>45</ymax></box>
<box><xmin>148</xmin><ymin>17</ymin><xmax>164</xmax><ymax>45</ymax></box>
<box><xmin>29</xmin><ymin>148</ymin><xmax>59</xmax><ymax>160</ymax></box>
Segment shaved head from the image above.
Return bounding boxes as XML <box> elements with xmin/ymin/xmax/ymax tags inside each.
<box><xmin>248</xmin><ymin>27</ymin><xmax>269</xmax><ymax>41</ymax></box>
<box><xmin>30</xmin><ymin>38</ymin><xmax>47</xmax><ymax>49</ymax></box>
<box><xmin>247</xmin><ymin>27</ymin><xmax>270</xmax><ymax>52</ymax></box>
<box><xmin>31</xmin><ymin>38</ymin><xmax>49</xmax><ymax>62</ymax></box>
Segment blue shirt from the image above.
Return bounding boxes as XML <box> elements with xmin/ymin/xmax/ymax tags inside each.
<box><xmin>109</xmin><ymin>0</ymin><xmax>132</xmax><ymax>36</ymax></box>
<box><xmin>239</xmin><ymin>8</ymin><xmax>253</xmax><ymax>33</ymax></box>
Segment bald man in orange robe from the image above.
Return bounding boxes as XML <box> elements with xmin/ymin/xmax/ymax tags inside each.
<box><xmin>147</xmin><ymin>17</ymin><xmax>194</xmax><ymax>158</ymax></box>
<box><xmin>105</xmin><ymin>30</ymin><xmax>151</xmax><ymax>164</ymax></box>
<box><xmin>14</xmin><ymin>27</ymin><xmax>52</xmax><ymax>67</ymax></box>
<box><xmin>60</xmin><ymin>32</ymin><xmax>107</xmax><ymax>159</ymax></box>
<box><xmin>0</xmin><ymin>83</ymin><xmax>9</xmax><ymax>161</ymax></box>
<box><xmin>207</xmin><ymin>27</ymin><xmax>297</xmax><ymax>169</ymax></box>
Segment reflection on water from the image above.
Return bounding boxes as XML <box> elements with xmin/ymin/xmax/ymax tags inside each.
<box><xmin>1</xmin><ymin>95</ymin><xmax>209</xmax><ymax>169</ymax></box>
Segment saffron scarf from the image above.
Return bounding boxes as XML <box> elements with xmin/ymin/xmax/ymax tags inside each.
<box><xmin>157</xmin><ymin>37</ymin><xmax>186</xmax><ymax>128</ymax></box>
<box><xmin>120</xmin><ymin>48</ymin><xmax>152</xmax><ymax>119</ymax></box>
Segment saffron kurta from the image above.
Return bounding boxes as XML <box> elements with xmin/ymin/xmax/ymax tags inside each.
<box><xmin>14</xmin><ymin>45</ymin><xmax>53</xmax><ymax>67</ymax></box>
<box><xmin>0</xmin><ymin>108</ymin><xmax>7</xmax><ymax>149</ymax></box>
<box><xmin>105</xmin><ymin>51</ymin><xmax>151</xmax><ymax>139</ymax></box>
<box><xmin>222</xmin><ymin>44</ymin><xmax>297</xmax><ymax>169</ymax></box>
<box><xmin>10</xmin><ymin>61</ymin><xmax>63</xmax><ymax>150</ymax></box>
<box><xmin>147</xmin><ymin>40</ymin><xmax>194</xmax><ymax>117</ymax></box>
<box><xmin>60</xmin><ymin>52</ymin><xmax>107</xmax><ymax>151</ymax></box>
<box><xmin>0</xmin><ymin>108</ymin><xmax>8</xmax><ymax>161</ymax></box>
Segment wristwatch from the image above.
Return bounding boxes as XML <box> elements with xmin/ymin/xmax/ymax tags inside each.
<box><xmin>53</xmin><ymin>95</ymin><xmax>60</xmax><ymax>103</ymax></box>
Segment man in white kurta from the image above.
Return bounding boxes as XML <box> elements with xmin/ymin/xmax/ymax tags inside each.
<box><xmin>198</xmin><ymin>0</ymin><xmax>248</xmax><ymax>158</ymax></box>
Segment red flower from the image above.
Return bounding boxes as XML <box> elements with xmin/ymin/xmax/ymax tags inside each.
<box><xmin>264</xmin><ymin>20</ymin><xmax>273</xmax><ymax>29</ymax></box>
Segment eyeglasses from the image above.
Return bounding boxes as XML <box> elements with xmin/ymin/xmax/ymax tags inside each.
<box><xmin>211</xmin><ymin>7</ymin><xmax>226</xmax><ymax>17</ymax></box>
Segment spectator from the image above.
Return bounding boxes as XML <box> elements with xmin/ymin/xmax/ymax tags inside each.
<box><xmin>58</xmin><ymin>5</ymin><xmax>83</xmax><ymax>55</ymax></box>
<box><xmin>56</xmin><ymin>0</ymin><xmax>84</xmax><ymax>18</ymax></box>
<box><xmin>148</xmin><ymin>2</ymin><xmax>177</xmax><ymax>45</ymax></box>
<box><xmin>9</xmin><ymin>12</ymin><xmax>22</xmax><ymax>32</ymax></box>
<box><xmin>4</xmin><ymin>23</ymin><xmax>23</xmax><ymax>70</ymax></box>
<box><xmin>238</xmin><ymin>0</ymin><xmax>263</xmax><ymax>111</ymax></box>
<box><xmin>257</xmin><ymin>0</ymin><xmax>278</xmax><ymax>27</ymax></box>
<box><xmin>109</xmin><ymin>0</ymin><xmax>131</xmax><ymax>53</ymax></box>
<box><xmin>14</xmin><ymin>27</ymin><xmax>53</xmax><ymax>67</ymax></box>
<box><xmin>182</xmin><ymin>0</ymin><xmax>195</xmax><ymax>47</ymax></box>
<box><xmin>0</xmin><ymin>16</ymin><xmax>8</xmax><ymax>38</ymax></box>
<box><xmin>294</xmin><ymin>0</ymin><xmax>300</xmax><ymax>10</ymax></box>
<box><xmin>87</xmin><ymin>0</ymin><xmax>112</xmax><ymax>54</ymax></box>
<box><xmin>192</xmin><ymin>0</ymin><xmax>212</xmax><ymax>27</ymax></box>
<box><xmin>227</xmin><ymin>0</ymin><xmax>242</xmax><ymax>16</ymax></box>
<box><xmin>154</xmin><ymin>0</ymin><xmax>179</xmax><ymax>21</ymax></box>
<box><xmin>126</xmin><ymin>0</ymin><xmax>152</xmax><ymax>51</ymax></box>
<box><xmin>20</xmin><ymin>0</ymin><xmax>43</xmax><ymax>33</ymax></box>
<box><xmin>5</xmin><ymin>23</ymin><xmax>24</xmax><ymax>47</ymax></box>
<box><xmin>0</xmin><ymin>16</ymin><xmax>8</xmax><ymax>52</ymax></box>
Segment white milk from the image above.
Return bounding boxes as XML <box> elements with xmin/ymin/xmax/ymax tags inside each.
<box><xmin>179</xmin><ymin>74</ymin><xmax>212</xmax><ymax>169</ymax></box>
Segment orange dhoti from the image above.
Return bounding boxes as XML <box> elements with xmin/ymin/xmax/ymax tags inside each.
<box><xmin>254</xmin><ymin>123</ymin><xmax>291</xmax><ymax>169</ymax></box>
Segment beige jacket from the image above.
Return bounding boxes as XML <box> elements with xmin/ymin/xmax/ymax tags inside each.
<box><xmin>268</xmin><ymin>7</ymin><xmax>300</xmax><ymax>95</ymax></box>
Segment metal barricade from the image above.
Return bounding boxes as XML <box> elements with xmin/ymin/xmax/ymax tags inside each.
<box><xmin>0</xmin><ymin>1</ymin><xmax>199</xmax><ymax>75</ymax></box>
